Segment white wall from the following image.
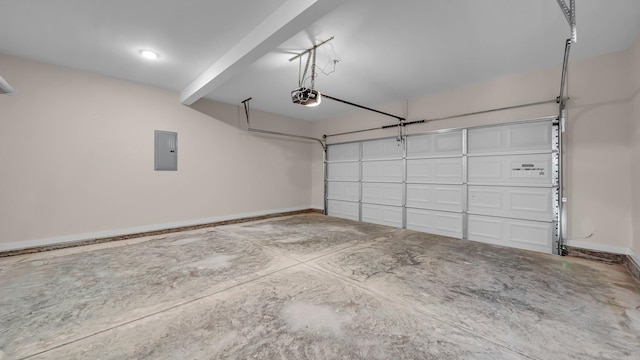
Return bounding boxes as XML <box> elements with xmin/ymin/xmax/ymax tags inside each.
<box><xmin>313</xmin><ymin>39</ymin><xmax>638</xmax><ymax>252</ymax></box>
<box><xmin>0</xmin><ymin>54</ymin><xmax>315</xmax><ymax>250</ymax></box>
<box><xmin>630</xmin><ymin>35</ymin><xmax>640</xmax><ymax>258</ymax></box>
<box><xmin>563</xmin><ymin>49</ymin><xmax>633</xmax><ymax>252</ymax></box>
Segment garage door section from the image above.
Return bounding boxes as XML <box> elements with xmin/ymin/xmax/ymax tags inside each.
<box><xmin>326</xmin><ymin>118</ymin><xmax>559</xmax><ymax>254</ymax></box>
<box><xmin>405</xmin><ymin>131</ymin><xmax>464</xmax><ymax>238</ymax></box>
<box><xmin>466</xmin><ymin>121</ymin><xmax>558</xmax><ymax>253</ymax></box>
<box><xmin>326</xmin><ymin>143</ymin><xmax>360</xmax><ymax>221</ymax></box>
<box><xmin>360</xmin><ymin>139</ymin><xmax>404</xmax><ymax>227</ymax></box>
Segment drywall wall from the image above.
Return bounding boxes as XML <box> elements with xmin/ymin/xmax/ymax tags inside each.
<box><xmin>631</xmin><ymin>35</ymin><xmax>640</xmax><ymax>259</ymax></box>
<box><xmin>633</xmin><ymin>92</ymin><xmax>640</xmax><ymax>258</ymax></box>
<box><xmin>0</xmin><ymin>53</ymin><xmax>314</xmax><ymax>250</ymax></box>
<box><xmin>563</xmin><ymin>48</ymin><xmax>633</xmax><ymax>253</ymax></box>
<box><xmin>312</xmin><ymin>42</ymin><xmax>636</xmax><ymax>252</ymax></box>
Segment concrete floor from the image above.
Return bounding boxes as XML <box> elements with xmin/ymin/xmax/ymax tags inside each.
<box><xmin>1</xmin><ymin>214</ymin><xmax>639</xmax><ymax>359</ymax></box>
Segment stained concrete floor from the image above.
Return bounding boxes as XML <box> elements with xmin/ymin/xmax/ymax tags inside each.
<box><xmin>1</xmin><ymin>214</ymin><xmax>639</xmax><ymax>359</ymax></box>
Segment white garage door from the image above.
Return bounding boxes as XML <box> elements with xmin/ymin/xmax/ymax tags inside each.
<box><xmin>326</xmin><ymin>118</ymin><xmax>559</xmax><ymax>254</ymax></box>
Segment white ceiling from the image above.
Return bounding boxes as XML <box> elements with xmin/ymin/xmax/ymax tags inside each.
<box><xmin>1</xmin><ymin>0</ymin><xmax>640</xmax><ymax>121</ymax></box>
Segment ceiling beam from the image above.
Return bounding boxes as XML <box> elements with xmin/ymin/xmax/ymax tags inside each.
<box><xmin>0</xmin><ymin>75</ymin><xmax>15</xmax><ymax>95</ymax></box>
<box><xmin>180</xmin><ymin>0</ymin><xmax>341</xmax><ymax>105</ymax></box>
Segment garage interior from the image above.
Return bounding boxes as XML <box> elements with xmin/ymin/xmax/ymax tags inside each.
<box><xmin>1</xmin><ymin>0</ymin><xmax>639</xmax><ymax>359</ymax></box>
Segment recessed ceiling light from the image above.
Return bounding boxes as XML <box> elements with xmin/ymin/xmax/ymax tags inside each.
<box><xmin>139</xmin><ymin>50</ymin><xmax>159</xmax><ymax>60</ymax></box>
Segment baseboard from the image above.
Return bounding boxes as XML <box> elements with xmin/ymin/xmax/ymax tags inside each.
<box><xmin>0</xmin><ymin>206</ymin><xmax>323</xmax><ymax>257</ymax></box>
<box><xmin>311</xmin><ymin>206</ymin><xmax>325</xmax><ymax>213</ymax></box>
<box><xmin>564</xmin><ymin>240</ymin><xmax>631</xmax><ymax>257</ymax></box>
<box><xmin>625</xmin><ymin>250</ymin><xmax>640</xmax><ymax>283</ymax></box>
<box><xmin>565</xmin><ymin>240</ymin><xmax>640</xmax><ymax>282</ymax></box>
<box><xmin>628</xmin><ymin>249</ymin><xmax>640</xmax><ymax>268</ymax></box>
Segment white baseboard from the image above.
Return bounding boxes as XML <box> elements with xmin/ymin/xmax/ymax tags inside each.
<box><xmin>0</xmin><ymin>206</ymin><xmax>316</xmax><ymax>253</ymax></box>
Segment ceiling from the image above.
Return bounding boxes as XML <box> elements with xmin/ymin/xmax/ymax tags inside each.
<box><xmin>1</xmin><ymin>0</ymin><xmax>640</xmax><ymax>121</ymax></box>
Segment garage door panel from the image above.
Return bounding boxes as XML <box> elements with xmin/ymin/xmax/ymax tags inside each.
<box><xmin>467</xmin><ymin>215</ymin><xmax>552</xmax><ymax>253</ymax></box>
<box><xmin>468</xmin><ymin>187</ymin><xmax>502</xmax><ymax>210</ymax></box>
<box><xmin>406</xmin><ymin>184</ymin><xmax>462</xmax><ymax>212</ymax></box>
<box><xmin>510</xmin><ymin>189</ymin><xmax>553</xmax><ymax>220</ymax></box>
<box><xmin>407</xmin><ymin>131</ymin><xmax>462</xmax><ymax>157</ymax></box>
<box><xmin>327</xmin><ymin>143</ymin><xmax>359</xmax><ymax>161</ymax></box>
<box><xmin>362</xmin><ymin>183</ymin><xmax>403</xmax><ymax>206</ymax></box>
<box><xmin>362</xmin><ymin>160</ymin><xmax>403</xmax><ymax>182</ymax></box>
<box><xmin>510</xmin><ymin>221</ymin><xmax>553</xmax><ymax>247</ymax></box>
<box><xmin>327</xmin><ymin>200</ymin><xmax>359</xmax><ymax>221</ymax></box>
<box><xmin>327</xmin><ymin>162</ymin><xmax>359</xmax><ymax>181</ymax></box>
<box><xmin>327</xmin><ymin>181</ymin><xmax>359</xmax><ymax>202</ymax></box>
<box><xmin>362</xmin><ymin>138</ymin><xmax>403</xmax><ymax>160</ymax></box>
<box><xmin>468</xmin><ymin>128</ymin><xmax>500</xmax><ymax>154</ymax></box>
<box><xmin>406</xmin><ymin>208</ymin><xmax>462</xmax><ymax>238</ymax></box>
<box><xmin>468</xmin><ymin>186</ymin><xmax>553</xmax><ymax>221</ymax></box>
<box><xmin>467</xmin><ymin>215</ymin><xmax>502</xmax><ymax>241</ymax></box>
<box><xmin>407</xmin><ymin>158</ymin><xmax>463</xmax><ymax>183</ymax></box>
<box><xmin>361</xmin><ymin>204</ymin><xmax>403</xmax><ymax>228</ymax></box>
<box><xmin>468</xmin><ymin>154</ymin><xmax>552</xmax><ymax>185</ymax></box>
<box><xmin>507</xmin><ymin>122</ymin><xmax>551</xmax><ymax>151</ymax></box>
<box><xmin>468</xmin><ymin>121</ymin><xmax>552</xmax><ymax>154</ymax></box>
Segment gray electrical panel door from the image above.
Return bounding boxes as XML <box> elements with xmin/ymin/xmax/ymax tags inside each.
<box><xmin>154</xmin><ymin>130</ymin><xmax>178</xmax><ymax>171</ymax></box>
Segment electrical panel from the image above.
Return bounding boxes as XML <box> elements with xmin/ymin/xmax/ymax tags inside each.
<box><xmin>154</xmin><ymin>130</ymin><xmax>177</xmax><ymax>171</ymax></box>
